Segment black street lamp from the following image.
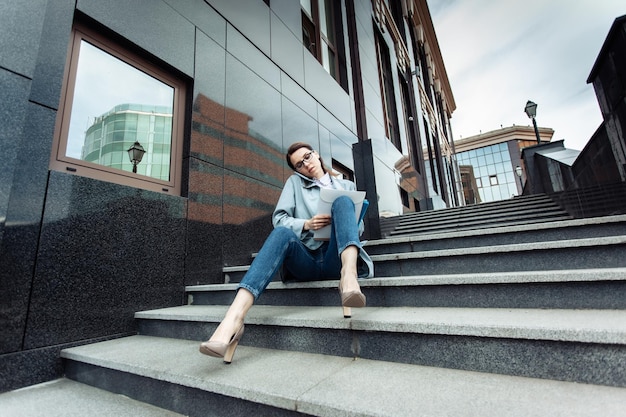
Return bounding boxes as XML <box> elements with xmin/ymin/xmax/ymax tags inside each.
<box><xmin>127</xmin><ymin>141</ymin><xmax>146</xmax><ymax>173</ymax></box>
<box><xmin>524</xmin><ymin>100</ymin><xmax>541</xmax><ymax>144</ymax></box>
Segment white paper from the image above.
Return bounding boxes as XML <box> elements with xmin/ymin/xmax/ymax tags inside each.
<box><xmin>314</xmin><ymin>188</ymin><xmax>365</xmax><ymax>240</ymax></box>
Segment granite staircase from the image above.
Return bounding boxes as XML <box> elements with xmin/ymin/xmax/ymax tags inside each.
<box><xmin>4</xmin><ymin>207</ymin><xmax>626</xmax><ymax>416</ymax></box>
<box><xmin>379</xmin><ymin>193</ymin><xmax>572</xmax><ymax>237</ymax></box>
<box><xmin>549</xmin><ymin>181</ymin><xmax>626</xmax><ymax>219</ymax></box>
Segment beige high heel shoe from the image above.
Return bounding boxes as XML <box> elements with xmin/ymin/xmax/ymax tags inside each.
<box><xmin>339</xmin><ymin>281</ymin><xmax>366</xmax><ymax>318</ymax></box>
<box><xmin>199</xmin><ymin>323</ymin><xmax>245</xmax><ymax>364</ymax></box>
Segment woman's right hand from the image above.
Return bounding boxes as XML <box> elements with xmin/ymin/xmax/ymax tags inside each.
<box><xmin>305</xmin><ymin>214</ymin><xmax>331</xmax><ymax>231</ymax></box>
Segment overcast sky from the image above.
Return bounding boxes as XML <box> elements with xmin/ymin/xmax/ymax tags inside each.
<box><xmin>427</xmin><ymin>0</ymin><xmax>625</xmax><ymax>150</ymax></box>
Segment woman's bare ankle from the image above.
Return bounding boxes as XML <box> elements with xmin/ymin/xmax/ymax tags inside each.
<box><xmin>340</xmin><ymin>269</ymin><xmax>360</xmax><ymax>292</ymax></box>
<box><xmin>210</xmin><ymin>315</ymin><xmax>244</xmax><ymax>343</ymax></box>
<box><xmin>207</xmin><ymin>288</ymin><xmax>253</xmax><ymax>343</ymax></box>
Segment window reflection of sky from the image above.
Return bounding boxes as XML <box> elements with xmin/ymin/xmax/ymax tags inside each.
<box><xmin>457</xmin><ymin>142</ymin><xmax>518</xmax><ymax>202</ymax></box>
<box><xmin>66</xmin><ymin>41</ymin><xmax>174</xmax><ymax>158</ymax></box>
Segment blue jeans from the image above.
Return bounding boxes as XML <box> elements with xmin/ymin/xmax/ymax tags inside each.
<box><xmin>238</xmin><ymin>196</ymin><xmax>362</xmax><ymax>300</ymax></box>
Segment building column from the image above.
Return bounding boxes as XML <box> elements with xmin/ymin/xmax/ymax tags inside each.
<box><xmin>353</xmin><ymin>140</ymin><xmax>381</xmax><ymax>240</ymax></box>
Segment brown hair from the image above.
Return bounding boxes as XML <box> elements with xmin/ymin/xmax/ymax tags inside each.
<box><xmin>286</xmin><ymin>142</ymin><xmax>330</xmax><ymax>173</ymax></box>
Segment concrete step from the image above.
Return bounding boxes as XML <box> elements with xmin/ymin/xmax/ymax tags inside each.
<box><xmin>388</xmin><ymin>212</ymin><xmax>572</xmax><ymax>236</ymax></box>
<box><xmin>223</xmin><ymin>234</ymin><xmax>626</xmax><ymax>281</ymax></box>
<box><xmin>61</xmin><ymin>335</ymin><xmax>626</xmax><ymax>417</ymax></box>
<box><xmin>380</xmin><ymin>194</ymin><xmax>564</xmax><ymax>228</ymax></box>
<box><xmin>366</xmin><ymin>215</ymin><xmax>626</xmax><ymax>254</ymax></box>
<box><xmin>222</xmin><ymin>216</ymin><xmax>626</xmax><ymax>283</ymax></box>
<box><xmin>552</xmin><ymin>182</ymin><xmax>626</xmax><ymax>218</ymax></box>
<box><xmin>0</xmin><ymin>378</ymin><xmax>185</xmax><ymax>417</ymax></box>
<box><xmin>134</xmin><ymin>305</ymin><xmax>626</xmax><ymax>387</ymax></box>
<box><xmin>391</xmin><ymin>201</ymin><xmax>566</xmax><ymax>226</ymax></box>
<box><xmin>190</xmin><ymin>269</ymin><xmax>626</xmax><ymax>310</ymax></box>
<box><xmin>371</xmin><ymin>235</ymin><xmax>626</xmax><ymax>276</ymax></box>
<box><xmin>385</xmin><ymin>193</ymin><xmax>557</xmax><ymax>221</ymax></box>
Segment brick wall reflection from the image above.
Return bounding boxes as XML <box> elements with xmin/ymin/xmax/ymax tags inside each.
<box><xmin>189</xmin><ymin>94</ymin><xmax>283</xmax><ymax>225</ymax></box>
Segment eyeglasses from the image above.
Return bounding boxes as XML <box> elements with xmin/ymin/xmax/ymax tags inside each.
<box><xmin>294</xmin><ymin>151</ymin><xmax>314</xmax><ymax>170</ymax></box>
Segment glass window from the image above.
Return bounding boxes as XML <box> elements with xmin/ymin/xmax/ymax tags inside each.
<box><xmin>489</xmin><ymin>175</ymin><xmax>499</xmax><ymax>186</ymax></box>
<box><xmin>300</xmin><ymin>0</ymin><xmax>313</xmax><ymax>17</ymax></box>
<box><xmin>492</xmin><ymin>186</ymin><xmax>502</xmax><ymax>200</ymax></box>
<box><xmin>479</xmin><ymin>188</ymin><xmax>488</xmax><ymax>201</ymax></box>
<box><xmin>508</xmin><ymin>183</ymin><xmax>518</xmax><ymax>196</ymax></box>
<box><xmin>50</xmin><ymin>24</ymin><xmax>186</xmax><ymax>194</ymax></box>
<box><xmin>375</xmin><ymin>28</ymin><xmax>401</xmax><ymax>150</ymax></box>
<box><xmin>301</xmin><ymin>0</ymin><xmax>344</xmax><ymax>87</ymax></box>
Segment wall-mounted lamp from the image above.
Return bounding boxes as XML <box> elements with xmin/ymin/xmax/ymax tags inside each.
<box><xmin>515</xmin><ymin>165</ymin><xmax>524</xmax><ymax>192</ymax></box>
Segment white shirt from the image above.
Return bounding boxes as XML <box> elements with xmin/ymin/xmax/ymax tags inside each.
<box><xmin>315</xmin><ymin>173</ymin><xmax>343</xmax><ymax>190</ymax></box>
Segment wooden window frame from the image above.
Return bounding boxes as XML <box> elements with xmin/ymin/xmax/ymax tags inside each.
<box><xmin>50</xmin><ymin>23</ymin><xmax>186</xmax><ymax>195</ymax></box>
<box><xmin>332</xmin><ymin>159</ymin><xmax>354</xmax><ymax>181</ymax></box>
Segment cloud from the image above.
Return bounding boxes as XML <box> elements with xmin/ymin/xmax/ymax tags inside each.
<box><xmin>428</xmin><ymin>0</ymin><xmax>625</xmax><ymax>149</ymax></box>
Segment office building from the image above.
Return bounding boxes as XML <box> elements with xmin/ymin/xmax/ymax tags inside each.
<box><xmin>454</xmin><ymin>125</ymin><xmax>553</xmax><ymax>204</ymax></box>
<box><xmin>1</xmin><ymin>0</ymin><xmax>458</xmax><ymax>390</ymax></box>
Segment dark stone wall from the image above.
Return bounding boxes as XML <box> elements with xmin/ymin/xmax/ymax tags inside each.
<box><xmin>587</xmin><ymin>16</ymin><xmax>626</xmax><ymax>182</ymax></box>
<box><xmin>0</xmin><ymin>0</ymin><xmax>362</xmax><ymax>391</ymax></box>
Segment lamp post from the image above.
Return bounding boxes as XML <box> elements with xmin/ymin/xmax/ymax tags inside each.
<box><xmin>515</xmin><ymin>165</ymin><xmax>523</xmax><ymax>193</ymax></box>
<box><xmin>524</xmin><ymin>100</ymin><xmax>541</xmax><ymax>144</ymax></box>
<box><xmin>127</xmin><ymin>141</ymin><xmax>146</xmax><ymax>173</ymax></box>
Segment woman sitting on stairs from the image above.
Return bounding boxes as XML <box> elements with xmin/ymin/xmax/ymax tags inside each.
<box><xmin>200</xmin><ymin>142</ymin><xmax>373</xmax><ymax>363</ymax></box>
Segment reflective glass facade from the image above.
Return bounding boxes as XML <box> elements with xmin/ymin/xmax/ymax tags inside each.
<box><xmin>456</xmin><ymin>142</ymin><xmax>519</xmax><ymax>203</ymax></box>
<box><xmin>1</xmin><ymin>0</ymin><xmax>459</xmax><ymax>392</ymax></box>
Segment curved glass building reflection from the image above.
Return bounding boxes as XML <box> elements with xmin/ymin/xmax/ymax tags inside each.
<box><xmin>82</xmin><ymin>104</ymin><xmax>173</xmax><ymax>180</ymax></box>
